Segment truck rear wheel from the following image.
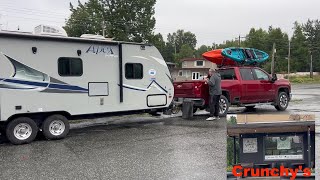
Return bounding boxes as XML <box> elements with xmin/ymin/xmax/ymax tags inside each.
<box><xmin>219</xmin><ymin>95</ymin><xmax>229</xmax><ymax>117</ymax></box>
<box><xmin>275</xmin><ymin>91</ymin><xmax>289</xmax><ymax>111</ymax></box>
<box><xmin>6</xmin><ymin>117</ymin><xmax>38</xmax><ymax>145</ymax></box>
<box><xmin>42</xmin><ymin>115</ymin><xmax>70</xmax><ymax>140</ymax></box>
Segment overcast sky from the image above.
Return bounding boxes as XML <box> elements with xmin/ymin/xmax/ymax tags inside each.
<box><xmin>0</xmin><ymin>0</ymin><xmax>319</xmax><ymax>47</ymax></box>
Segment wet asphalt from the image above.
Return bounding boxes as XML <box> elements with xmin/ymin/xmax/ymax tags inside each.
<box><xmin>0</xmin><ymin>84</ymin><xmax>319</xmax><ymax>180</ymax></box>
<box><xmin>0</xmin><ymin>116</ymin><xmax>226</xmax><ymax>180</ymax></box>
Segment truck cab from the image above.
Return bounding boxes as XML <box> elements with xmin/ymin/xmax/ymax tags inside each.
<box><xmin>174</xmin><ymin>66</ymin><xmax>291</xmax><ymax>116</ymax></box>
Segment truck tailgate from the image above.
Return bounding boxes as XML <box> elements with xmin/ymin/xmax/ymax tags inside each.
<box><xmin>174</xmin><ymin>80</ymin><xmax>207</xmax><ymax>98</ymax></box>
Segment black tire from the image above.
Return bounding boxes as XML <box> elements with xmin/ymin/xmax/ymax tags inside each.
<box><xmin>219</xmin><ymin>95</ymin><xmax>229</xmax><ymax>117</ymax></box>
<box><xmin>274</xmin><ymin>91</ymin><xmax>289</xmax><ymax>111</ymax></box>
<box><xmin>6</xmin><ymin>117</ymin><xmax>38</xmax><ymax>145</ymax></box>
<box><xmin>245</xmin><ymin>106</ymin><xmax>256</xmax><ymax>111</ymax></box>
<box><xmin>193</xmin><ymin>107</ymin><xmax>198</xmax><ymax>114</ymax></box>
<box><xmin>42</xmin><ymin>115</ymin><xmax>70</xmax><ymax>140</ymax></box>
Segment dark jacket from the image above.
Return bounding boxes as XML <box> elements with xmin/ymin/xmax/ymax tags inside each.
<box><xmin>207</xmin><ymin>72</ymin><xmax>222</xmax><ymax>95</ymax></box>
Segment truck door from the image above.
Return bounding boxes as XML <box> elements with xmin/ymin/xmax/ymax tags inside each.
<box><xmin>239</xmin><ymin>68</ymin><xmax>261</xmax><ymax>103</ymax></box>
<box><xmin>252</xmin><ymin>68</ymin><xmax>275</xmax><ymax>101</ymax></box>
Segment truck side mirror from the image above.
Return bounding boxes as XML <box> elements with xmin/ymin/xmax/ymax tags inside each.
<box><xmin>271</xmin><ymin>74</ymin><xmax>278</xmax><ymax>82</ymax></box>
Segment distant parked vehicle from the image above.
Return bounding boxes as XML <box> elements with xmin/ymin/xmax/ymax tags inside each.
<box><xmin>174</xmin><ymin>66</ymin><xmax>291</xmax><ymax>117</ymax></box>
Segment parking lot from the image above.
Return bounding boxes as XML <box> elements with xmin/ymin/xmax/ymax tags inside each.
<box><xmin>0</xmin><ymin>84</ymin><xmax>318</xmax><ymax>180</ymax></box>
<box><xmin>0</xmin><ymin>116</ymin><xmax>226</xmax><ymax>180</ymax></box>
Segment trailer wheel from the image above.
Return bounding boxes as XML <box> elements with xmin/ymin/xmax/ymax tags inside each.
<box><xmin>42</xmin><ymin>115</ymin><xmax>70</xmax><ymax>140</ymax></box>
<box><xmin>219</xmin><ymin>95</ymin><xmax>229</xmax><ymax>117</ymax></box>
<box><xmin>6</xmin><ymin>117</ymin><xmax>38</xmax><ymax>145</ymax></box>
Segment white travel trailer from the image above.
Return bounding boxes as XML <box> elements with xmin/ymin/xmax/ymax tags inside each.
<box><xmin>0</xmin><ymin>26</ymin><xmax>174</xmax><ymax>144</ymax></box>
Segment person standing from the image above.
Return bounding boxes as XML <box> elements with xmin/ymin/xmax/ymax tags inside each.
<box><xmin>205</xmin><ymin>68</ymin><xmax>222</xmax><ymax>121</ymax></box>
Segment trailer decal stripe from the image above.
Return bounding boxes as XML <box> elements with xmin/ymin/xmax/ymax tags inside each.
<box><xmin>0</xmin><ymin>78</ymin><xmax>89</xmax><ymax>93</ymax></box>
<box><xmin>4</xmin><ymin>79</ymin><xmax>48</xmax><ymax>87</ymax></box>
<box><xmin>122</xmin><ymin>85</ymin><xmax>146</xmax><ymax>92</ymax></box>
<box><xmin>150</xmin><ymin>81</ymin><xmax>168</xmax><ymax>93</ymax></box>
<box><xmin>120</xmin><ymin>80</ymin><xmax>168</xmax><ymax>93</ymax></box>
<box><xmin>0</xmin><ymin>84</ymin><xmax>36</xmax><ymax>90</ymax></box>
<box><xmin>48</xmin><ymin>84</ymin><xmax>88</xmax><ymax>92</ymax></box>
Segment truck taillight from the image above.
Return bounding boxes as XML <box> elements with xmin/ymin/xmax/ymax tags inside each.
<box><xmin>194</xmin><ymin>83</ymin><xmax>202</xmax><ymax>96</ymax></box>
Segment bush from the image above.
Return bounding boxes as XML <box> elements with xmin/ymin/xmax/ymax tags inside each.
<box><xmin>288</xmin><ymin>75</ymin><xmax>320</xmax><ymax>83</ymax></box>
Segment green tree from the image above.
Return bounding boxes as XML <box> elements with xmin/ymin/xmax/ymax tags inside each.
<box><xmin>65</xmin><ymin>0</ymin><xmax>156</xmax><ymax>42</ymax></box>
<box><xmin>303</xmin><ymin>19</ymin><xmax>320</xmax><ymax>72</ymax></box>
<box><xmin>101</xmin><ymin>0</ymin><xmax>156</xmax><ymax>42</ymax></box>
<box><xmin>167</xmin><ymin>29</ymin><xmax>197</xmax><ymax>52</ymax></box>
<box><xmin>227</xmin><ymin>137</ymin><xmax>239</xmax><ymax>167</ymax></box>
<box><xmin>175</xmin><ymin>44</ymin><xmax>194</xmax><ymax>65</ymax></box>
<box><xmin>195</xmin><ymin>45</ymin><xmax>212</xmax><ymax>58</ymax></box>
<box><xmin>216</xmin><ymin>40</ymin><xmax>239</xmax><ymax>49</ymax></box>
<box><xmin>291</xmin><ymin>22</ymin><xmax>309</xmax><ymax>72</ymax></box>
<box><xmin>162</xmin><ymin>43</ymin><xmax>175</xmax><ymax>62</ymax></box>
<box><xmin>64</xmin><ymin>0</ymin><xmax>105</xmax><ymax>37</ymax></box>
<box><xmin>244</xmin><ymin>28</ymin><xmax>268</xmax><ymax>51</ymax></box>
<box><xmin>262</xmin><ymin>26</ymin><xmax>289</xmax><ymax>73</ymax></box>
<box><xmin>149</xmin><ymin>33</ymin><xmax>165</xmax><ymax>56</ymax></box>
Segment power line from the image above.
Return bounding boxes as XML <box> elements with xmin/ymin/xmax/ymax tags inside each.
<box><xmin>3</xmin><ymin>14</ymin><xmax>65</xmax><ymax>24</ymax></box>
<box><xmin>0</xmin><ymin>3</ymin><xmax>68</xmax><ymax>16</ymax></box>
<box><xmin>0</xmin><ymin>8</ymin><xmax>67</xmax><ymax>18</ymax></box>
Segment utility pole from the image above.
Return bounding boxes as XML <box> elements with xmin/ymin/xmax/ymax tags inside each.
<box><xmin>288</xmin><ymin>40</ymin><xmax>291</xmax><ymax>78</ymax></box>
<box><xmin>102</xmin><ymin>21</ymin><xmax>106</xmax><ymax>37</ymax></box>
<box><xmin>310</xmin><ymin>51</ymin><xmax>313</xmax><ymax>78</ymax></box>
<box><xmin>0</xmin><ymin>13</ymin><xmax>2</xmax><ymax>30</ymax></box>
<box><xmin>271</xmin><ymin>43</ymin><xmax>276</xmax><ymax>75</ymax></box>
<box><xmin>236</xmin><ymin>35</ymin><xmax>247</xmax><ymax>47</ymax></box>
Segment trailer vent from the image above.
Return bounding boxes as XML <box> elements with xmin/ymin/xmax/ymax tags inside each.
<box><xmin>33</xmin><ymin>25</ymin><xmax>68</xmax><ymax>37</ymax></box>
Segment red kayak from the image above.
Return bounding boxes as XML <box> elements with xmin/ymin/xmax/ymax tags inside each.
<box><xmin>202</xmin><ymin>49</ymin><xmax>237</xmax><ymax>66</ymax></box>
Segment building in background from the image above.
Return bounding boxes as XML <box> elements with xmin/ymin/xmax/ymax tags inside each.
<box><xmin>171</xmin><ymin>58</ymin><xmax>217</xmax><ymax>81</ymax></box>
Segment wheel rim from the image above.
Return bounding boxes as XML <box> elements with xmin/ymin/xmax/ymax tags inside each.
<box><xmin>279</xmin><ymin>94</ymin><xmax>288</xmax><ymax>108</ymax></box>
<box><xmin>49</xmin><ymin>120</ymin><xmax>65</xmax><ymax>136</ymax></box>
<box><xmin>172</xmin><ymin>104</ymin><xmax>181</xmax><ymax>114</ymax></box>
<box><xmin>219</xmin><ymin>98</ymin><xmax>228</xmax><ymax>114</ymax></box>
<box><xmin>13</xmin><ymin>123</ymin><xmax>32</xmax><ymax>140</ymax></box>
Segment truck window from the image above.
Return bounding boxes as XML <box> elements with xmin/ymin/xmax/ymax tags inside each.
<box><xmin>218</xmin><ymin>69</ymin><xmax>237</xmax><ymax>80</ymax></box>
<box><xmin>58</xmin><ymin>58</ymin><xmax>83</xmax><ymax>76</ymax></box>
<box><xmin>254</xmin><ymin>69</ymin><xmax>269</xmax><ymax>81</ymax></box>
<box><xmin>125</xmin><ymin>63</ymin><xmax>143</xmax><ymax>79</ymax></box>
<box><xmin>239</xmin><ymin>68</ymin><xmax>254</xmax><ymax>80</ymax></box>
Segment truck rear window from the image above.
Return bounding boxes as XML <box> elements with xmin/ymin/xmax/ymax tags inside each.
<box><xmin>240</xmin><ymin>68</ymin><xmax>254</xmax><ymax>80</ymax></box>
<box><xmin>218</xmin><ymin>69</ymin><xmax>237</xmax><ymax>80</ymax></box>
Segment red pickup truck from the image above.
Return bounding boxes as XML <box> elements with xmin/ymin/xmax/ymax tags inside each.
<box><xmin>173</xmin><ymin>66</ymin><xmax>291</xmax><ymax>116</ymax></box>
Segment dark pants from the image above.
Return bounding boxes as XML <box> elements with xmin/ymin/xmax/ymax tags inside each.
<box><xmin>210</xmin><ymin>95</ymin><xmax>220</xmax><ymax>117</ymax></box>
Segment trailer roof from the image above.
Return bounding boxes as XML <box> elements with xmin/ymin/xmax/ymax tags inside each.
<box><xmin>0</xmin><ymin>31</ymin><xmax>151</xmax><ymax>46</ymax></box>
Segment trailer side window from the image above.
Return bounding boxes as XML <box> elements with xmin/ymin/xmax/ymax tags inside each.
<box><xmin>125</xmin><ymin>63</ymin><xmax>143</xmax><ymax>79</ymax></box>
<box><xmin>58</xmin><ymin>58</ymin><xmax>83</xmax><ymax>76</ymax></box>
